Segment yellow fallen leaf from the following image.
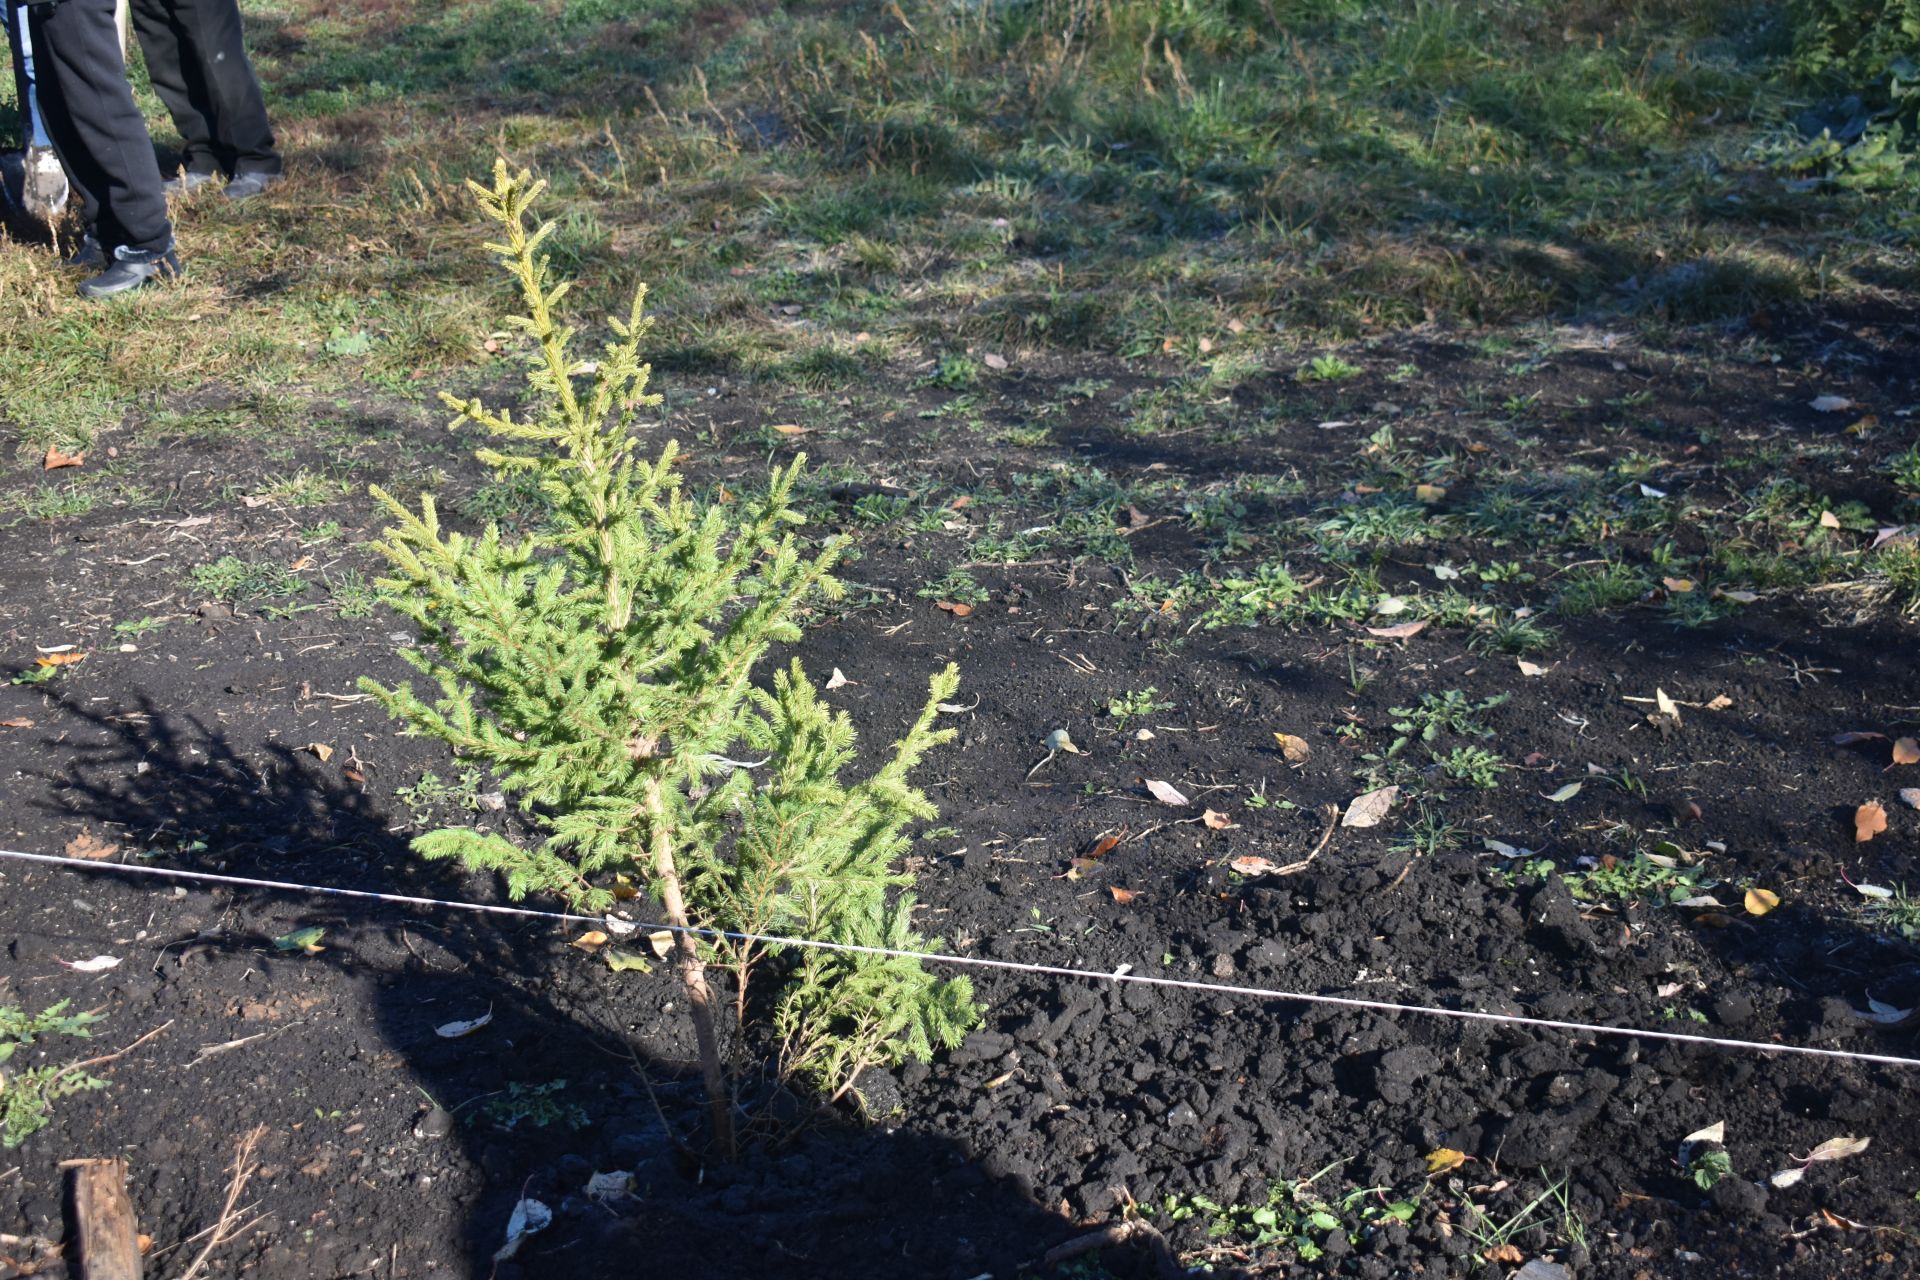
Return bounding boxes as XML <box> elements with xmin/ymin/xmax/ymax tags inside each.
<box><xmin>1893</xmin><ymin>737</ymin><xmax>1919</xmax><ymax>767</ymax></box>
<box><xmin>570</xmin><ymin>931</ymin><xmax>609</xmax><ymax>951</ymax></box>
<box><xmin>1856</xmin><ymin>800</ymin><xmax>1889</xmax><ymax>843</ymax></box>
<box><xmin>647</xmin><ymin>929</ymin><xmax>676</xmax><ymax>959</ymax></box>
<box><xmin>43</xmin><ymin>445</ymin><xmax>85</xmax><ymax>470</ymax></box>
<box><xmin>35</xmin><ymin>652</ymin><xmax>86</xmax><ymax>667</ymax></box>
<box><xmin>605</xmin><ymin>949</ymin><xmax>652</xmax><ymax>973</ymax></box>
<box><xmin>64</xmin><ymin>829</ymin><xmax>119</xmax><ymax>860</ymax></box>
<box><xmin>1819</xmin><ymin>510</ymin><xmax>1842</xmax><ymax>529</ymax></box>
<box><xmin>1661</xmin><ymin>577</ymin><xmax>1694</xmax><ymax>593</ymax></box>
<box><xmin>304</xmin><ymin>742</ymin><xmax>335</xmax><ymax>762</ymax></box>
<box><xmin>1744</xmin><ymin>888</ymin><xmax>1780</xmax><ymax>916</ymax></box>
<box><xmin>1414</xmin><ymin>484</ymin><xmax>1447</xmax><ymax>503</ymax></box>
<box><xmin>1273</xmin><ymin>732</ymin><xmax>1311</xmax><ymax>764</ymax></box>
<box><xmin>1424</xmin><ymin>1148</ymin><xmax>1469</xmax><ymax>1176</ymax></box>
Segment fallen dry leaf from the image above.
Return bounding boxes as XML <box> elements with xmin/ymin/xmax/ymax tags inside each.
<box><xmin>1229</xmin><ymin>855</ymin><xmax>1280</xmax><ymax>876</ymax></box>
<box><xmin>1414</xmin><ymin>484</ymin><xmax>1447</xmax><ymax>503</ymax></box>
<box><xmin>1107</xmin><ymin>886</ymin><xmax>1136</xmax><ymax>905</ymax></box>
<box><xmin>1516</xmin><ymin>660</ymin><xmax>1549</xmax><ymax>677</ymax></box>
<box><xmin>1744</xmin><ymin>888</ymin><xmax>1780</xmax><ymax>916</ymax></box>
<box><xmin>1833</xmin><ymin>731</ymin><xmax>1887</xmax><ymax>746</ymax></box>
<box><xmin>1705</xmin><ymin>694</ymin><xmax>1733</xmax><ymax>711</ymax></box>
<box><xmin>1364</xmin><ymin>619</ymin><xmax>1429</xmax><ymax>639</ymax></box>
<box><xmin>1855</xmin><ymin>800</ymin><xmax>1889</xmax><ymax>843</ymax></box>
<box><xmin>35</xmin><ymin>652</ymin><xmax>85</xmax><ymax>668</ymax></box>
<box><xmin>983</xmin><ymin>352</ymin><xmax>1009</xmax><ymax>370</ymax></box>
<box><xmin>1273</xmin><ymin>732</ymin><xmax>1311</xmax><ymax>764</ymax></box>
<box><xmin>1342</xmin><ymin>785</ymin><xmax>1399</xmax><ymax>828</ymax></box>
<box><xmin>647</xmin><ymin>929</ymin><xmax>676</xmax><ymax>959</ymax></box>
<box><xmin>1892</xmin><ymin>737</ymin><xmax>1919</xmax><ymax>767</ymax></box>
<box><xmin>1084</xmin><ymin>833</ymin><xmax>1122</xmax><ymax>860</ymax></box>
<box><xmin>935</xmin><ymin>601</ymin><xmax>973</xmax><ymax>617</ymax></box>
<box><xmin>1818</xmin><ymin>510</ymin><xmax>1842</xmax><ymax>529</ymax></box>
<box><xmin>43</xmin><ymin>445</ymin><xmax>85</xmax><ymax>470</ymax></box>
<box><xmin>825</xmin><ymin>667</ymin><xmax>850</xmax><ymax>690</ymax></box>
<box><xmin>1901</xmin><ymin>788</ymin><xmax>1920</xmax><ymax>811</ymax></box>
<box><xmin>1424</xmin><ymin>1148</ymin><xmax>1469</xmax><ymax>1176</ymax></box>
<box><xmin>304</xmin><ymin>742</ymin><xmax>334</xmax><ymax>762</ymax></box>
<box><xmin>435</xmin><ymin>1011</ymin><xmax>494</xmax><ymax>1038</ymax></box>
<box><xmin>570</xmin><ymin>931</ymin><xmax>609</xmax><ymax>951</ymax></box>
<box><xmin>770</xmin><ymin>424</ymin><xmax>811</xmax><ymax>435</ymax></box>
<box><xmin>1483</xmin><ymin>1244</ymin><xmax>1524</xmax><ymax>1264</ymax></box>
<box><xmin>1201</xmin><ymin>809</ymin><xmax>1235</xmax><ymax>830</ymax></box>
<box><xmin>1144</xmin><ymin>778</ymin><xmax>1189</xmax><ymax>807</ymax></box>
<box><xmin>1661</xmin><ymin>577</ymin><xmax>1695</xmax><ymax>593</ymax></box>
<box><xmin>64</xmin><ymin>829</ymin><xmax>119</xmax><ymax>860</ymax></box>
<box><xmin>0</xmin><ymin>717</ymin><xmax>34</xmax><ymax>729</ymax></box>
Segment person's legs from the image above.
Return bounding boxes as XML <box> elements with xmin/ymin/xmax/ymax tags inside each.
<box><xmin>29</xmin><ymin>0</ymin><xmax>176</xmax><ymax>293</ymax></box>
<box><xmin>7</xmin><ymin>3</ymin><xmax>54</xmax><ymax>149</ymax></box>
<box><xmin>126</xmin><ymin>0</ymin><xmax>215</xmax><ymax>177</ymax></box>
<box><xmin>137</xmin><ymin>0</ymin><xmax>278</xmax><ymax>179</ymax></box>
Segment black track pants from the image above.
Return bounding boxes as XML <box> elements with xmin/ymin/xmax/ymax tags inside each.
<box><xmin>129</xmin><ymin>0</ymin><xmax>278</xmax><ymax>178</ymax></box>
<box><xmin>26</xmin><ymin>0</ymin><xmax>172</xmax><ymax>252</ymax></box>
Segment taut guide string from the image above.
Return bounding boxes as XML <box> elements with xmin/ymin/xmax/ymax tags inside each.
<box><xmin>2</xmin><ymin>845</ymin><xmax>1917</xmax><ymax>1070</ymax></box>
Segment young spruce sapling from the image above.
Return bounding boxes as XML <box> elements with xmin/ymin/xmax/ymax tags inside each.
<box><xmin>361</xmin><ymin>162</ymin><xmax>977</xmax><ymax>1151</ymax></box>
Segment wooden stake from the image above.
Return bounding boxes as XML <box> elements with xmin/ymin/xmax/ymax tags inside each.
<box><xmin>63</xmin><ymin>1158</ymin><xmax>141</xmax><ymax>1280</ymax></box>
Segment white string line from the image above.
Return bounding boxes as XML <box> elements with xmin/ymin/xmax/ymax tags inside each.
<box><xmin>4</xmin><ymin>845</ymin><xmax>1918</xmax><ymax>1070</ymax></box>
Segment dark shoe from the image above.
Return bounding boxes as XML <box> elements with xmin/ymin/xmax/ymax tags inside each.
<box><xmin>222</xmin><ymin>171</ymin><xmax>283</xmax><ymax>202</ymax></box>
<box><xmin>64</xmin><ymin>234</ymin><xmax>107</xmax><ymax>270</ymax></box>
<box><xmin>77</xmin><ymin>245</ymin><xmax>182</xmax><ymax>299</ymax></box>
<box><xmin>162</xmin><ymin>169</ymin><xmax>219</xmax><ymax>197</ymax></box>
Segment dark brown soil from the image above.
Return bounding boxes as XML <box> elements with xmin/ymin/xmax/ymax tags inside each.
<box><xmin>1</xmin><ymin>305</ymin><xmax>1918</xmax><ymax>1280</ymax></box>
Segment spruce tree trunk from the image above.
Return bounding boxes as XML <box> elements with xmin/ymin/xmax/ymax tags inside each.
<box><xmin>644</xmin><ymin>778</ymin><xmax>735</xmax><ymax>1155</ymax></box>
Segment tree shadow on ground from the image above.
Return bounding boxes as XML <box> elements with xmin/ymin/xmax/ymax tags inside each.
<box><xmin>31</xmin><ymin>693</ymin><xmax>1169</xmax><ymax>1279</ymax></box>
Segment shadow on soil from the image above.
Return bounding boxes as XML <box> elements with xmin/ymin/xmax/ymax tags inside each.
<box><xmin>35</xmin><ymin>693</ymin><xmax>1163</xmax><ymax>1279</ymax></box>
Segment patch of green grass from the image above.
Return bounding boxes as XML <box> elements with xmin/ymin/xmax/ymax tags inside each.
<box><xmin>328</xmin><ymin>570</ymin><xmax>379</xmax><ymax>619</ymax></box>
<box><xmin>188</xmin><ymin>555</ymin><xmax>308</xmax><ymax>604</ymax></box>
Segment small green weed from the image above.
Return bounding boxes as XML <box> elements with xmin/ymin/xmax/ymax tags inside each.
<box><xmin>0</xmin><ymin>1002</ymin><xmax>107</xmax><ymax>1148</ymax></box>
<box><xmin>917</xmin><ymin>568</ymin><xmax>990</xmax><ymax>606</ymax></box>
<box><xmin>394</xmin><ymin>769</ymin><xmax>486</xmax><ymax>826</ymax></box>
<box><xmin>1107</xmin><ymin>687</ymin><xmax>1172</xmax><ymax>726</ymax></box>
<box><xmin>1163</xmin><ymin>1163</ymin><xmax>1416</xmax><ymax>1263</ymax></box>
<box><xmin>1564</xmin><ymin>853</ymin><xmax>1715</xmax><ymax>905</ymax></box>
<box><xmin>1298</xmin><ymin>355</ymin><xmax>1362</xmax><ymax>383</ymax></box>
<box><xmin>481</xmin><ymin>1080</ymin><xmax>589</xmax><ymax>1131</ymax></box>
<box><xmin>1391</xmin><ymin>690</ymin><xmax>1508</xmax><ymax>748</ymax></box>
<box><xmin>1436</xmin><ymin>745</ymin><xmax>1506</xmax><ymax>790</ymax></box>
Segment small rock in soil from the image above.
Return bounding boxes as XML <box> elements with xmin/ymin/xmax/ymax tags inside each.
<box><xmin>1710</xmin><ymin>1175</ymin><xmax>1770</xmax><ymax>1221</ymax></box>
<box><xmin>414</xmin><ymin>1106</ymin><xmax>455</xmax><ymax>1139</ymax></box>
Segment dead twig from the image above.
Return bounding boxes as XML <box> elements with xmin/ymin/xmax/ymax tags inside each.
<box><xmin>52</xmin><ymin>1020</ymin><xmax>172</xmax><ymax>1091</ymax></box>
<box><xmin>1037</xmin><ymin>1216</ymin><xmax>1182</xmax><ymax>1279</ymax></box>
<box><xmin>1267</xmin><ymin>804</ymin><xmax>1341</xmax><ymax>877</ymax></box>
<box><xmin>173</xmin><ymin>1125</ymin><xmax>268</xmax><ymax>1280</ymax></box>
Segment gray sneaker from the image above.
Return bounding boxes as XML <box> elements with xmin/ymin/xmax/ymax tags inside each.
<box><xmin>222</xmin><ymin>171</ymin><xmax>283</xmax><ymax>202</ymax></box>
<box><xmin>162</xmin><ymin>169</ymin><xmax>219</xmax><ymax>197</ymax></box>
